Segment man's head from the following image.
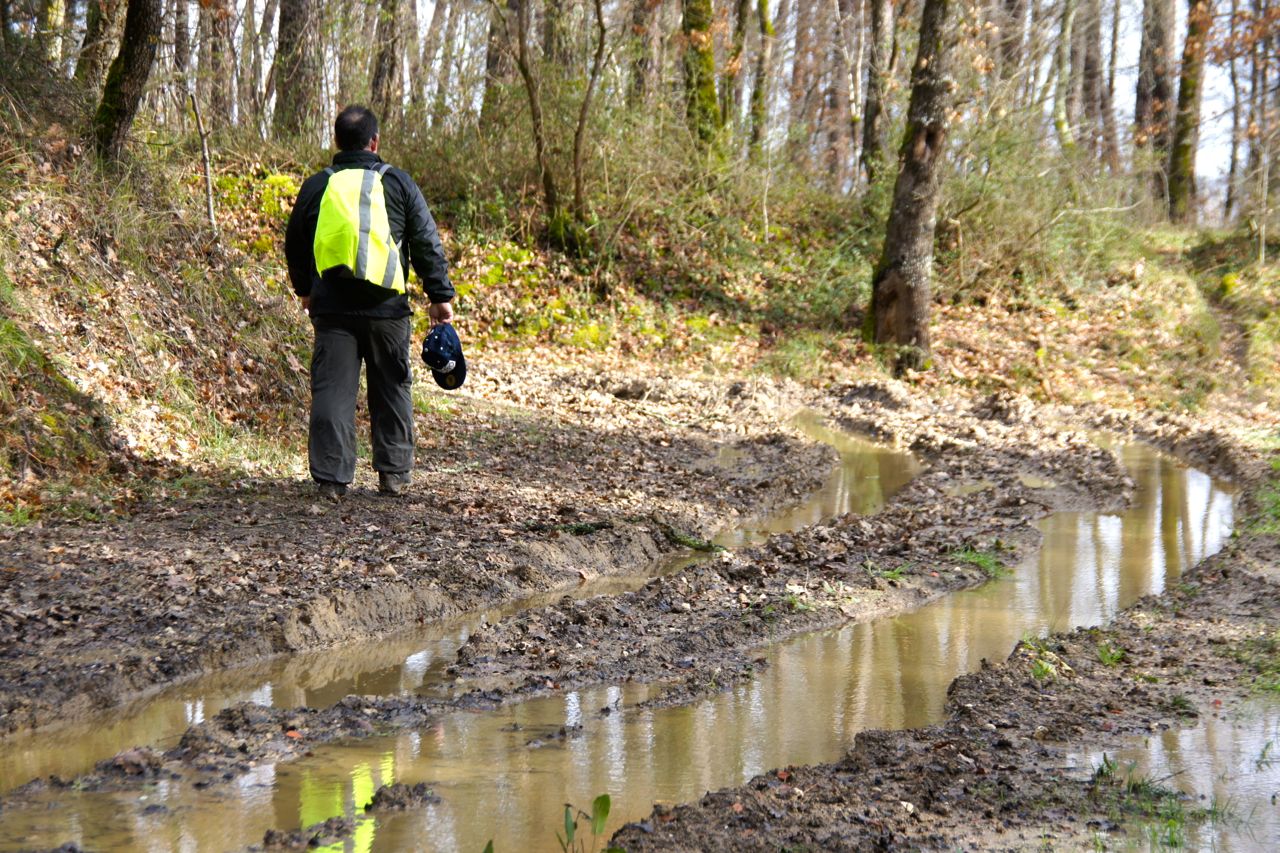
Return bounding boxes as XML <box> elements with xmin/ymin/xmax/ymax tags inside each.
<box><xmin>335</xmin><ymin>105</ymin><xmax>379</xmax><ymax>152</ymax></box>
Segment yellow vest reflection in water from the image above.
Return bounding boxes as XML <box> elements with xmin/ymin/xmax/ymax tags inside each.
<box><xmin>299</xmin><ymin>751</ymin><xmax>395</xmax><ymax>852</ymax></box>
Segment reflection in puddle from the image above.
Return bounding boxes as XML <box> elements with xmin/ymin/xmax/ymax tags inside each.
<box><xmin>0</xmin><ymin>443</ymin><xmax>1238</xmax><ymax>852</ymax></box>
<box><xmin>712</xmin><ymin>410</ymin><xmax>921</xmax><ymax>547</ymax></box>
<box><xmin>0</xmin><ymin>413</ymin><xmax>917</xmax><ymax>792</ymax></box>
<box><xmin>1074</xmin><ymin>702</ymin><xmax>1280</xmax><ymax>852</ymax></box>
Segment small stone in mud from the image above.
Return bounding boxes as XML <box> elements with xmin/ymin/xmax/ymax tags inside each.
<box><xmin>365</xmin><ymin>781</ymin><xmax>440</xmax><ymax>811</ymax></box>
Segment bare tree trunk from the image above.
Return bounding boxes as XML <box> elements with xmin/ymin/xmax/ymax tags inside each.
<box><xmin>572</xmin><ymin>0</ymin><xmax>606</xmax><ymax>221</ymax></box>
<box><xmin>1053</xmin><ymin>0</ymin><xmax>1078</xmax><ymax>152</ymax></box>
<box><xmin>237</xmin><ymin>0</ymin><xmax>257</xmax><ymax>128</ymax></box>
<box><xmin>432</xmin><ymin>0</ymin><xmax>461</xmax><ymax>127</ymax></box>
<box><xmin>254</xmin><ymin>0</ymin><xmax>276</xmax><ymax>120</ymax></box>
<box><xmin>273</xmin><ymin>0</ymin><xmax>319</xmax><ymax>138</ymax></box>
<box><xmin>1167</xmin><ymin>0</ymin><xmax>1212</xmax><ymax>221</ymax></box>
<box><xmin>861</xmin><ymin>0</ymin><xmax>891</xmax><ymax>182</ymax></box>
<box><xmin>1135</xmin><ymin>0</ymin><xmax>1177</xmax><ymax>197</ymax></box>
<box><xmin>370</xmin><ymin>0</ymin><xmax>403</xmax><ymax>124</ymax></box>
<box><xmin>749</xmin><ymin>0</ymin><xmax>775</xmax><ymax>149</ymax></box>
<box><xmin>628</xmin><ymin>0</ymin><xmax>662</xmax><ymax>105</ymax></box>
<box><xmin>865</xmin><ymin>0</ymin><xmax>956</xmax><ymax>372</ymax></box>
<box><xmin>75</xmin><ymin>0</ymin><xmax>122</xmax><ymax>89</ymax></box>
<box><xmin>202</xmin><ymin>0</ymin><xmax>233</xmax><ymax>124</ymax></box>
<box><xmin>0</xmin><ymin>1</ymin><xmax>12</xmax><ymax>54</ymax></box>
<box><xmin>173</xmin><ymin>0</ymin><xmax>189</xmax><ymax>85</ymax></box>
<box><xmin>720</xmin><ymin>0</ymin><xmax>751</xmax><ymax>127</ymax></box>
<box><xmin>1066</xmin><ymin>0</ymin><xmax>1084</xmax><ymax>128</ymax></box>
<box><xmin>543</xmin><ymin>0</ymin><xmax>571</xmax><ymax>64</ymax></box>
<box><xmin>94</xmin><ymin>0</ymin><xmax>162</xmax><ymax>160</ymax></box>
<box><xmin>788</xmin><ymin>0</ymin><xmax>815</xmax><ymax>149</ymax></box>
<box><xmin>417</xmin><ymin>0</ymin><xmax>447</xmax><ymax>112</ymax></box>
<box><xmin>402</xmin><ymin>0</ymin><xmax>420</xmax><ymax>119</ymax></box>
<box><xmin>1225</xmin><ymin>0</ymin><xmax>1241</xmax><ymax>219</ymax></box>
<box><xmin>1080</xmin><ymin>0</ymin><xmax>1105</xmax><ymax>158</ymax></box>
<box><xmin>1100</xmin><ymin>0</ymin><xmax>1121</xmax><ymax>169</ymax></box>
<box><xmin>494</xmin><ymin>0</ymin><xmax>559</xmax><ymax>215</ymax></box>
<box><xmin>482</xmin><ymin>0</ymin><xmax>517</xmax><ymax>120</ymax></box>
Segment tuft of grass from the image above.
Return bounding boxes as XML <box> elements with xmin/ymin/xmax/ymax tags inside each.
<box><xmin>1097</xmin><ymin>642</ymin><xmax>1126</xmax><ymax>667</ymax></box>
<box><xmin>1089</xmin><ymin>762</ymin><xmax>1210</xmax><ymax>850</ymax></box>
<box><xmin>1031</xmin><ymin>658</ymin><xmax>1057</xmax><ymax>681</ymax></box>
<box><xmin>951</xmin><ymin>546</ymin><xmax>1007</xmax><ymax>578</ymax></box>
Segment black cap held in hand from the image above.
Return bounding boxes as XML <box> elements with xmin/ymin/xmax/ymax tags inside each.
<box><xmin>421</xmin><ymin>323</ymin><xmax>466</xmax><ymax>390</ymax></box>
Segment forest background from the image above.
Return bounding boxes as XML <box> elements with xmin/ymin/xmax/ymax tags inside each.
<box><xmin>0</xmin><ymin>0</ymin><xmax>1277</xmax><ymax>518</ymax></box>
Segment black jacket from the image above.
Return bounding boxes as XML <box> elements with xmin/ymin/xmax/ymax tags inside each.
<box><xmin>284</xmin><ymin>150</ymin><xmax>454</xmax><ymax>318</ymax></box>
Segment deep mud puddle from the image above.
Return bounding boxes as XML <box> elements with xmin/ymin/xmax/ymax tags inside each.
<box><xmin>0</xmin><ymin>436</ymin><xmax>1238</xmax><ymax>851</ymax></box>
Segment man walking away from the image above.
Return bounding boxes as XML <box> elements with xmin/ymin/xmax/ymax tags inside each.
<box><xmin>285</xmin><ymin>105</ymin><xmax>455</xmax><ymax>500</ymax></box>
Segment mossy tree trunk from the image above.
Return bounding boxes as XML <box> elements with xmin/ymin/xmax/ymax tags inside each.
<box><xmin>1167</xmin><ymin>0</ymin><xmax>1212</xmax><ymax>222</ymax></box>
<box><xmin>92</xmin><ymin>0</ymin><xmax>162</xmax><ymax>161</ymax></box>
<box><xmin>864</xmin><ymin>0</ymin><xmax>955</xmax><ymax>373</ymax></box>
<box><xmin>860</xmin><ymin>0</ymin><xmax>892</xmax><ymax>182</ymax></box>
<box><xmin>36</xmin><ymin>0</ymin><xmax>65</xmax><ymax>66</ymax></box>
<box><xmin>683</xmin><ymin>0</ymin><xmax>721</xmax><ymax>144</ymax></box>
<box><xmin>75</xmin><ymin>0</ymin><xmax>123</xmax><ymax>90</ymax></box>
<box><xmin>273</xmin><ymin>0</ymin><xmax>319</xmax><ymax>139</ymax></box>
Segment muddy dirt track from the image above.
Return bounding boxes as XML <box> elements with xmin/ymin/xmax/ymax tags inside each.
<box><xmin>1</xmin><ymin>358</ymin><xmax>1277</xmax><ymax>850</ymax></box>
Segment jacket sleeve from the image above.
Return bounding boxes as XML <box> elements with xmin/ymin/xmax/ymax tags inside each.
<box><xmin>399</xmin><ymin>174</ymin><xmax>454</xmax><ymax>304</ymax></box>
<box><xmin>284</xmin><ymin>174</ymin><xmax>324</xmax><ymax>297</ymax></box>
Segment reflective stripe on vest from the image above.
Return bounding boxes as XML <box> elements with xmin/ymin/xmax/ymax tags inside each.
<box><xmin>312</xmin><ymin>163</ymin><xmax>406</xmax><ymax>294</ymax></box>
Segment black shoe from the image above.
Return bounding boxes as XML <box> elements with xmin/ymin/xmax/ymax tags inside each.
<box><xmin>317</xmin><ymin>481</ymin><xmax>347</xmax><ymax>502</ymax></box>
<box><xmin>378</xmin><ymin>471</ymin><xmax>411</xmax><ymax>495</ymax></box>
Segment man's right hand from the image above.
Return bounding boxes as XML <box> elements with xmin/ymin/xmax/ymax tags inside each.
<box><xmin>428</xmin><ymin>301</ymin><xmax>453</xmax><ymax>326</ymax></box>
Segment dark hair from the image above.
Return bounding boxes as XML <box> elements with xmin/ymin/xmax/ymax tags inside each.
<box><xmin>335</xmin><ymin>105</ymin><xmax>379</xmax><ymax>151</ymax></box>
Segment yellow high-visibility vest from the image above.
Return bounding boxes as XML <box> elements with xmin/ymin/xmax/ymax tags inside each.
<box><xmin>313</xmin><ymin>163</ymin><xmax>406</xmax><ymax>293</ymax></box>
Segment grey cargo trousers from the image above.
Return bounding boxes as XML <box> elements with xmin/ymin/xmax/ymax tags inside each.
<box><xmin>309</xmin><ymin>314</ymin><xmax>414</xmax><ymax>485</ymax></box>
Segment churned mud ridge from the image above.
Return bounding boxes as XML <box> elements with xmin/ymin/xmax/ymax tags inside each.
<box><xmin>0</xmin><ymin>388</ymin><xmax>831</xmax><ymax>735</ymax></box>
<box><xmin>6</xmin><ymin>694</ymin><xmax>448</xmax><ymax>800</ymax></box>
<box><xmin>612</xmin><ymin>533</ymin><xmax>1280</xmax><ymax>851</ymax></box>
<box><xmin>445</xmin><ymin>383</ymin><xmax>1132</xmax><ymax>708</ymax></box>
<box><xmin>1086</xmin><ymin>405</ymin><xmax>1269</xmax><ymax>489</ymax></box>
<box><xmin>822</xmin><ymin>383</ymin><xmax>1133</xmax><ymax>511</ymax></box>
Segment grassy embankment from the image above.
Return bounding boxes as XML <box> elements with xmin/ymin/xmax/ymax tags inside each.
<box><xmin>1</xmin><ymin>72</ymin><xmax>1277</xmax><ymax>523</ymax></box>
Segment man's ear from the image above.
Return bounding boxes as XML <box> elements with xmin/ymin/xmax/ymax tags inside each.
<box><xmin>369</xmin><ymin>134</ymin><xmax>380</xmax><ymax>153</ymax></box>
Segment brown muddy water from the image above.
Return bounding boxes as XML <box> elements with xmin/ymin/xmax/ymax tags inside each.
<box><xmin>0</xmin><ymin>430</ymin><xmax>1248</xmax><ymax>852</ymax></box>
